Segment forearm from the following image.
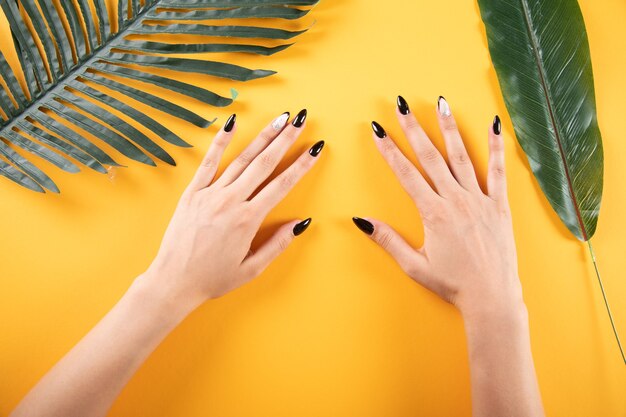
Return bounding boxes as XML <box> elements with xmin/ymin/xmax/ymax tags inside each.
<box><xmin>10</xmin><ymin>273</ymin><xmax>193</xmax><ymax>417</ymax></box>
<box><xmin>463</xmin><ymin>301</ymin><xmax>544</xmax><ymax>417</ymax></box>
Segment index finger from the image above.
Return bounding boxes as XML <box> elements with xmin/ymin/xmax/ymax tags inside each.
<box><xmin>371</xmin><ymin>121</ymin><xmax>439</xmax><ymax>212</ymax></box>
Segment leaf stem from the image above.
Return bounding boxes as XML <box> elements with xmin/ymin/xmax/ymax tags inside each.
<box><xmin>587</xmin><ymin>239</ymin><xmax>625</xmax><ymax>364</ymax></box>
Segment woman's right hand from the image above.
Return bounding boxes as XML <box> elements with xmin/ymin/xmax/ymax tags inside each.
<box><xmin>354</xmin><ymin>96</ymin><xmax>523</xmax><ymax>318</ymax></box>
<box><xmin>140</xmin><ymin>110</ymin><xmax>324</xmax><ymax>314</ymax></box>
<box><xmin>357</xmin><ymin>96</ymin><xmax>543</xmax><ymax>417</ymax></box>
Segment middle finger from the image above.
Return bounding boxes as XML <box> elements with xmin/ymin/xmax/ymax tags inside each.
<box><xmin>229</xmin><ymin>109</ymin><xmax>308</xmax><ymax>198</ymax></box>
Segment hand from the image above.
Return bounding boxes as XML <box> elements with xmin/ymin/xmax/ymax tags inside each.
<box><xmin>143</xmin><ymin>110</ymin><xmax>324</xmax><ymax>312</ymax></box>
<box><xmin>354</xmin><ymin>96</ymin><xmax>523</xmax><ymax>317</ymax></box>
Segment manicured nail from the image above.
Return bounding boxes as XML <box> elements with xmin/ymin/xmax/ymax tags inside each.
<box><xmin>352</xmin><ymin>217</ymin><xmax>374</xmax><ymax>235</ymax></box>
<box><xmin>309</xmin><ymin>140</ymin><xmax>325</xmax><ymax>157</ymax></box>
<box><xmin>293</xmin><ymin>218</ymin><xmax>312</xmax><ymax>236</ymax></box>
<box><xmin>493</xmin><ymin>115</ymin><xmax>501</xmax><ymax>135</ymax></box>
<box><xmin>292</xmin><ymin>109</ymin><xmax>307</xmax><ymax>128</ymax></box>
<box><xmin>224</xmin><ymin>114</ymin><xmax>236</xmax><ymax>132</ymax></box>
<box><xmin>371</xmin><ymin>121</ymin><xmax>386</xmax><ymax>138</ymax></box>
<box><xmin>438</xmin><ymin>96</ymin><xmax>451</xmax><ymax>117</ymax></box>
<box><xmin>272</xmin><ymin>112</ymin><xmax>290</xmax><ymax>131</ymax></box>
<box><xmin>397</xmin><ymin>95</ymin><xmax>410</xmax><ymax>115</ymax></box>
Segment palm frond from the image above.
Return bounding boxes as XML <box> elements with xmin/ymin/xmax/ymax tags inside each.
<box><xmin>0</xmin><ymin>0</ymin><xmax>318</xmax><ymax>192</ymax></box>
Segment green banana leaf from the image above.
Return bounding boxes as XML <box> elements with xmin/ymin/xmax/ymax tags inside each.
<box><xmin>0</xmin><ymin>0</ymin><xmax>318</xmax><ymax>193</ymax></box>
<box><xmin>477</xmin><ymin>0</ymin><xmax>603</xmax><ymax>241</ymax></box>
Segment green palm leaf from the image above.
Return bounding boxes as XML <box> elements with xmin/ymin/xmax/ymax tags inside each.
<box><xmin>477</xmin><ymin>0</ymin><xmax>623</xmax><ymax>363</ymax></box>
<box><xmin>0</xmin><ymin>0</ymin><xmax>318</xmax><ymax>193</ymax></box>
<box><xmin>477</xmin><ymin>0</ymin><xmax>602</xmax><ymax>241</ymax></box>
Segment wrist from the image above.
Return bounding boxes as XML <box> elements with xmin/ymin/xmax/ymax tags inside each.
<box><xmin>461</xmin><ymin>296</ymin><xmax>528</xmax><ymax>336</ymax></box>
<box><xmin>458</xmin><ymin>288</ymin><xmax>527</xmax><ymax>328</ymax></box>
<box><xmin>128</xmin><ymin>269</ymin><xmax>201</xmax><ymax>325</ymax></box>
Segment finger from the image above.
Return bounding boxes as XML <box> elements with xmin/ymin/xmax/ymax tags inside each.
<box><xmin>214</xmin><ymin>111</ymin><xmax>290</xmax><ymax>187</ymax></box>
<box><xmin>230</xmin><ymin>109</ymin><xmax>308</xmax><ymax>198</ymax></box>
<box><xmin>252</xmin><ymin>140</ymin><xmax>324</xmax><ymax>214</ymax></box>
<box><xmin>394</xmin><ymin>98</ymin><xmax>457</xmax><ymax>196</ymax></box>
<box><xmin>370</xmin><ymin>121</ymin><xmax>439</xmax><ymax>212</ymax></box>
<box><xmin>435</xmin><ymin>96</ymin><xmax>480</xmax><ymax>192</ymax></box>
<box><xmin>188</xmin><ymin>114</ymin><xmax>237</xmax><ymax>192</ymax></box>
<box><xmin>352</xmin><ymin>217</ymin><xmax>429</xmax><ymax>281</ymax></box>
<box><xmin>487</xmin><ymin>115</ymin><xmax>508</xmax><ymax>201</ymax></box>
<box><xmin>239</xmin><ymin>218</ymin><xmax>312</xmax><ymax>284</ymax></box>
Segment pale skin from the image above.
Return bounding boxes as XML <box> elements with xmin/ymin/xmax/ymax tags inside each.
<box><xmin>10</xmin><ymin>98</ymin><xmax>544</xmax><ymax>417</ymax></box>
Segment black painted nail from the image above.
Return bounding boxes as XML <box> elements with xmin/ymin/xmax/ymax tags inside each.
<box><xmin>224</xmin><ymin>114</ymin><xmax>236</xmax><ymax>132</ymax></box>
<box><xmin>309</xmin><ymin>140</ymin><xmax>325</xmax><ymax>157</ymax></box>
<box><xmin>371</xmin><ymin>121</ymin><xmax>386</xmax><ymax>138</ymax></box>
<box><xmin>397</xmin><ymin>95</ymin><xmax>410</xmax><ymax>115</ymax></box>
<box><xmin>352</xmin><ymin>217</ymin><xmax>374</xmax><ymax>235</ymax></box>
<box><xmin>493</xmin><ymin>115</ymin><xmax>501</xmax><ymax>135</ymax></box>
<box><xmin>293</xmin><ymin>218</ymin><xmax>312</xmax><ymax>236</ymax></box>
<box><xmin>292</xmin><ymin>109</ymin><xmax>307</xmax><ymax>128</ymax></box>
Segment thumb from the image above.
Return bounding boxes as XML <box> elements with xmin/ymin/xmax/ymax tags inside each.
<box><xmin>239</xmin><ymin>218</ymin><xmax>312</xmax><ymax>284</ymax></box>
<box><xmin>352</xmin><ymin>217</ymin><xmax>428</xmax><ymax>279</ymax></box>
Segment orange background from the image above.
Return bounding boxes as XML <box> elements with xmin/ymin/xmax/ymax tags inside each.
<box><xmin>1</xmin><ymin>0</ymin><xmax>625</xmax><ymax>416</ymax></box>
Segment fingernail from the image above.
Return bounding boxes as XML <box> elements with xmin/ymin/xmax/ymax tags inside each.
<box><xmin>352</xmin><ymin>217</ymin><xmax>374</xmax><ymax>235</ymax></box>
<box><xmin>292</xmin><ymin>109</ymin><xmax>307</xmax><ymax>128</ymax></box>
<box><xmin>293</xmin><ymin>218</ymin><xmax>312</xmax><ymax>236</ymax></box>
<box><xmin>371</xmin><ymin>121</ymin><xmax>386</xmax><ymax>138</ymax></box>
<box><xmin>309</xmin><ymin>140</ymin><xmax>325</xmax><ymax>157</ymax></box>
<box><xmin>438</xmin><ymin>96</ymin><xmax>451</xmax><ymax>117</ymax></box>
<box><xmin>272</xmin><ymin>111</ymin><xmax>290</xmax><ymax>131</ymax></box>
<box><xmin>397</xmin><ymin>95</ymin><xmax>410</xmax><ymax>115</ymax></box>
<box><xmin>493</xmin><ymin>115</ymin><xmax>501</xmax><ymax>135</ymax></box>
<box><xmin>224</xmin><ymin>114</ymin><xmax>236</xmax><ymax>132</ymax></box>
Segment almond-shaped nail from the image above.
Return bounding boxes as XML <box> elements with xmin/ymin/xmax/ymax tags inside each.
<box><xmin>292</xmin><ymin>109</ymin><xmax>307</xmax><ymax>128</ymax></box>
<box><xmin>352</xmin><ymin>217</ymin><xmax>374</xmax><ymax>235</ymax></box>
<box><xmin>224</xmin><ymin>114</ymin><xmax>236</xmax><ymax>132</ymax></box>
<box><xmin>309</xmin><ymin>140</ymin><xmax>325</xmax><ymax>157</ymax></box>
<box><xmin>397</xmin><ymin>95</ymin><xmax>410</xmax><ymax>115</ymax></box>
<box><xmin>493</xmin><ymin>115</ymin><xmax>501</xmax><ymax>135</ymax></box>
<box><xmin>293</xmin><ymin>218</ymin><xmax>312</xmax><ymax>236</ymax></box>
<box><xmin>272</xmin><ymin>112</ymin><xmax>290</xmax><ymax>131</ymax></box>
<box><xmin>438</xmin><ymin>96</ymin><xmax>451</xmax><ymax>117</ymax></box>
<box><xmin>371</xmin><ymin>121</ymin><xmax>386</xmax><ymax>138</ymax></box>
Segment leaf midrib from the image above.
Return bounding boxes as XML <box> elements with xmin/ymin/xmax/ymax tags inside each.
<box><xmin>519</xmin><ymin>0</ymin><xmax>588</xmax><ymax>240</ymax></box>
<box><xmin>0</xmin><ymin>0</ymin><xmax>160</xmax><ymax>141</ymax></box>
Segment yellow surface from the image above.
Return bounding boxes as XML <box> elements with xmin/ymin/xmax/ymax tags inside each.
<box><xmin>1</xmin><ymin>1</ymin><xmax>625</xmax><ymax>415</ymax></box>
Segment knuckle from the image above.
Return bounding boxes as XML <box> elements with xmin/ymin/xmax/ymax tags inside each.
<box><xmin>395</xmin><ymin>158</ymin><xmax>414</xmax><ymax>177</ymax></box>
<box><xmin>491</xmin><ymin>165</ymin><xmax>507</xmax><ymax>178</ymax></box>
<box><xmin>259</xmin><ymin>153</ymin><xmax>276</xmax><ymax>169</ymax></box>
<box><xmin>277</xmin><ymin>236</ymin><xmax>291</xmax><ymax>252</ymax></box>
<box><xmin>450</xmin><ymin>151</ymin><xmax>471</xmax><ymax>165</ymax></box>
<box><xmin>404</xmin><ymin>116</ymin><xmax>420</xmax><ymax>130</ymax></box>
<box><xmin>452</xmin><ymin>193</ymin><xmax>472</xmax><ymax>213</ymax></box>
<box><xmin>419</xmin><ymin>147</ymin><xmax>441</xmax><ymax>163</ymax></box>
<box><xmin>442</xmin><ymin>120</ymin><xmax>459</xmax><ymax>132</ymax></box>
<box><xmin>237</xmin><ymin>151</ymin><xmax>254</xmax><ymax>166</ymax></box>
<box><xmin>380</xmin><ymin>138</ymin><xmax>396</xmax><ymax>153</ymax></box>
<box><xmin>279</xmin><ymin>172</ymin><xmax>296</xmax><ymax>190</ymax></box>
<box><xmin>258</xmin><ymin>131</ymin><xmax>275</xmax><ymax>145</ymax></box>
<box><xmin>490</xmin><ymin>137</ymin><xmax>505</xmax><ymax>151</ymax></box>
<box><xmin>201</xmin><ymin>157</ymin><xmax>216</xmax><ymax>169</ymax></box>
<box><xmin>377</xmin><ymin>231</ymin><xmax>393</xmax><ymax>250</ymax></box>
<box><xmin>213</xmin><ymin>135</ymin><xmax>229</xmax><ymax>147</ymax></box>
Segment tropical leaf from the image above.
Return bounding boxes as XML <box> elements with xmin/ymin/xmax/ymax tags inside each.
<box><xmin>0</xmin><ymin>0</ymin><xmax>318</xmax><ymax>193</ymax></box>
<box><xmin>477</xmin><ymin>0</ymin><xmax>603</xmax><ymax>242</ymax></box>
<box><xmin>478</xmin><ymin>0</ymin><xmax>624</xmax><ymax>364</ymax></box>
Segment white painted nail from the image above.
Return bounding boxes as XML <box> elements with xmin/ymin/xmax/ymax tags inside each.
<box><xmin>438</xmin><ymin>96</ymin><xmax>451</xmax><ymax>117</ymax></box>
<box><xmin>272</xmin><ymin>112</ymin><xmax>290</xmax><ymax>131</ymax></box>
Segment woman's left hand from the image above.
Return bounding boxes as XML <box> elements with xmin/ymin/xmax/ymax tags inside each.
<box><xmin>142</xmin><ymin>110</ymin><xmax>324</xmax><ymax>314</ymax></box>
